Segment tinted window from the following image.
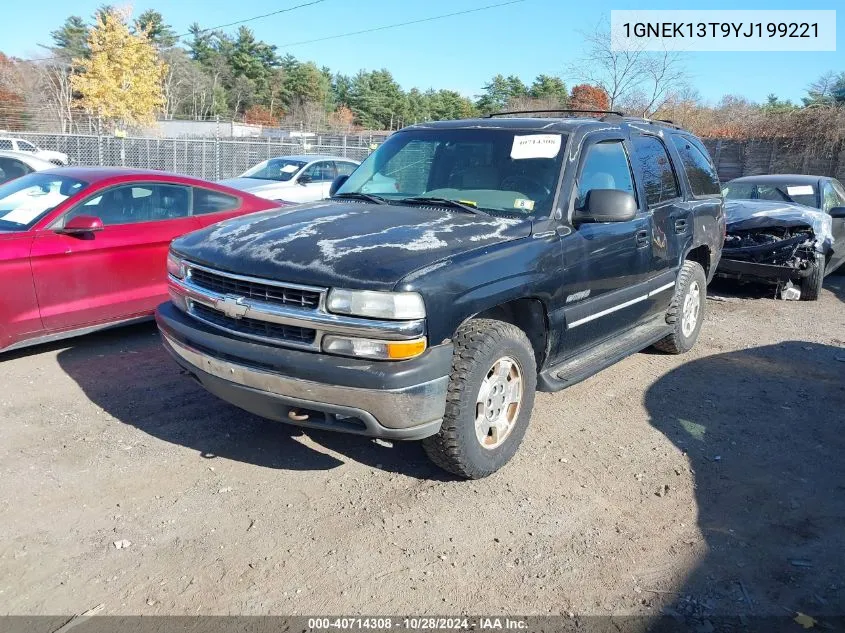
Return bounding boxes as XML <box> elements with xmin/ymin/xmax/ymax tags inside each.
<box><xmin>194</xmin><ymin>188</ymin><xmax>239</xmax><ymax>214</ymax></box>
<box><xmin>0</xmin><ymin>157</ymin><xmax>33</xmax><ymax>184</ymax></box>
<box><xmin>576</xmin><ymin>141</ymin><xmax>636</xmax><ymax>209</ymax></box>
<box><xmin>0</xmin><ymin>139</ymin><xmax>13</xmax><ymax>150</ymax></box>
<box><xmin>302</xmin><ymin>161</ymin><xmax>337</xmax><ymax>183</ymax></box>
<box><xmin>632</xmin><ymin>136</ymin><xmax>680</xmax><ymax>205</ymax></box>
<box><xmin>68</xmin><ymin>184</ymin><xmax>190</xmax><ymax>225</ymax></box>
<box><xmin>17</xmin><ymin>141</ymin><xmax>36</xmax><ymax>152</ymax></box>
<box><xmin>335</xmin><ymin>161</ymin><xmax>357</xmax><ymax>177</ymax></box>
<box><xmin>671</xmin><ymin>136</ymin><xmax>721</xmax><ymax>196</ymax></box>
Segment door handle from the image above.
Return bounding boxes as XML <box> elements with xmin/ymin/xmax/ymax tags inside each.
<box><xmin>674</xmin><ymin>219</ymin><xmax>688</xmax><ymax>234</ymax></box>
<box><xmin>635</xmin><ymin>229</ymin><xmax>649</xmax><ymax>247</ymax></box>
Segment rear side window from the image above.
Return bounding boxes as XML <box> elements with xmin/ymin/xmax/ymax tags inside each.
<box><xmin>193</xmin><ymin>188</ymin><xmax>239</xmax><ymax>214</ymax></box>
<box><xmin>0</xmin><ymin>139</ymin><xmax>13</xmax><ymax>150</ymax></box>
<box><xmin>631</xmin><ymin>136</ymin><xmax>680</xmax><ymax>206</ymax></box>
<box><xmin>576</xmin><ymin>141</ymin><xmax>636</xmax><ymax>209</ymax></box>
<box><xmin>335</xmin><ymin>161</ymin><xmax>357</xmax><ymax>177</ymax></box>
<box><xmin>671</xmin><ymin>136</ymin><xmax>721</xmax><ymax>196</ymax></box>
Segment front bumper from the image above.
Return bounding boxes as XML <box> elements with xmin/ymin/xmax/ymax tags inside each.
<box><xmin>716</xmin><ymin>257</ymin><xmax>813</xmax><ymax>283</ymax></box>
<box><xmin>156</xmin><ymin>302</ymin><xmax>451</xmax><ymax>440</ymax></box>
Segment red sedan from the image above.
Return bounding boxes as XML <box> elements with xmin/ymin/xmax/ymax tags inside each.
<box><xmin>0</xmin><ymin>167</ymin><xmax>278</xmax><ymax>353</ymax></box>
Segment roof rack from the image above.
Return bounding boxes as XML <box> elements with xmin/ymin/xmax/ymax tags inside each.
<box><xmin>621</xmin><ymin>116</ymin><xmax>684</xmax><ymax>130</ymax></box>
<box><xmin>485</xmin><ymin>109</ymin><xmax>625</xmax><ymax>118</ymax></box>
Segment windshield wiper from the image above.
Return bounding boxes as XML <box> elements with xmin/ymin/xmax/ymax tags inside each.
<box><xmin>397</xmin><ymin>196</ymin><xmax>487</xmax><ymax>215</ymax></box>
<box><xmin>332</xmin><ymin>192</ymin><xmax>388</xmax><ymax>205</ymax></box>
<box><xmin>774</xmin><ymin>187</ymin><xmax>796</xmax><ymax>203</ymax></box>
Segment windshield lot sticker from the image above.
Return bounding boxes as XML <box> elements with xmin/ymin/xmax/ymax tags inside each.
<box><xmin>787</xmin><ymin>185</ymin><xmax>814</xmax><ymax>196</ymax></box>
<box><xmin>511</xmin><ymin>134</ymin><xmax>562</xmax><ymax>160</ymax></box>
<box><xmin>281</xmin><ymin>165</ymin><xmax>299</xmax><ymax>173</ymax></box>
<box><xmin>514</xmin><ymin>198</ymin><xmax>535</xmax><ymax>211</ymax></box>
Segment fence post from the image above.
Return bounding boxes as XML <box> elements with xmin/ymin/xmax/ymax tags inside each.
<box><xmin>343</xmin><ymin>135</ymin><xmax>347</xmax><ymax>158</ymax></box>
<box><xmin>214</xmin><ymin>115</ymin><xmax>220</xmax><ymax>180</ymax></box>
<box><xmin>267</xmin><ymin>135</ymin><xmax>271</xmax><ymax>159</ymax></box>
<box><xmin>96</xmin><ymin>116</ymin><xmax>103</xmax><ymax>165</ymax></box>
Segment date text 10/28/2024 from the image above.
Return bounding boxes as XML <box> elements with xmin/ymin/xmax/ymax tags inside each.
<box><xmin>307</xmin><ymin>617</ymin><xmax>528</xmax><ymax>630</ymax></box>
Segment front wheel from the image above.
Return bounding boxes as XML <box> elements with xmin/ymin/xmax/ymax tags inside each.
<box><xmin>422</xmin><ymin>319</ymin><xmax>537</xmax><ymax>479</ymax></box>
<box><xmin>799</xmin><ymin>259</ymin><xmax>824</xmax><ymax>301</ymax></box>
<box><xmin>653</xmin><ymin>260</ymin><xmax>707</xmax><ymax>355</ymax></box>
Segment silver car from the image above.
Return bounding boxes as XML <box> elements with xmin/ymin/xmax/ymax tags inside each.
<box><xmin>219</xmin><ymin>155</ymin><xmax>359</xmax><ymax>204</ymax></box>
<box><xmin>0</xmin><ymin>150</ymin><xmax>56</xmax><ymax>184</ymax></box>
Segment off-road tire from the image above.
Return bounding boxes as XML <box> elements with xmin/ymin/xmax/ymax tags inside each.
<box><xmin>799</xmin><ymin>260</ymin><xmax>824</xmax><ymax>301</ymax></box>
<box><xmin>422</xmin><ymin>319</ymin><xmax>537</xmax><ymax>479</ymax></box>
<box><xmin>653</xmin><ymin>260</ymin><xmax>707</xmax><ymax>355</ymax></box>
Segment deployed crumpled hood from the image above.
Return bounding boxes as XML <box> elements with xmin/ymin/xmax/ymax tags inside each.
<box><xmin>725</xmin><ymin>199</ymin><xmax>831</xmax><ymax>234</ymax></box>
<box><xmin>173</xmin><ymin>200</ymin><xmax>531</xmax><ymax>290</ymax></box>
<box><xmin>217</xmin><ymin>177</ymin><xmax>294</xmax><ymax>196</ymax></box>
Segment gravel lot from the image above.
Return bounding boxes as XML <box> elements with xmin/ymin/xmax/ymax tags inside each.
<box><xmin>1</xmin><ymin>275</ymin><xmax>843</xmax><ymax>621</ymax></box>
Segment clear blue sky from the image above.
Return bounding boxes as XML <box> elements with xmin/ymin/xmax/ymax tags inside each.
<box><xmin>1</xmin><ymin>0</ymin><xmax>841</xmax><ymax>105</ymax></box>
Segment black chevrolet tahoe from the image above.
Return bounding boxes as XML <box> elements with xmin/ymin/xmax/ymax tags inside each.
<box><xmin>155</xmin><ymin>113</ymin><xmax>725</xmax><ymax>479</ymax></box>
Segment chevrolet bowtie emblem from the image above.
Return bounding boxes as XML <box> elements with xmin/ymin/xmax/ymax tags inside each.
<box><xmin>216</xmin><ymin>295</ymin><xmax>249</xmax><ymax>319</ymax></box>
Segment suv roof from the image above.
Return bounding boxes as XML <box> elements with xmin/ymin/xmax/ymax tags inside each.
<box><xmin>403</xmin><ymin>113</ymin><xmax>689</xmax><ymax>135</ymax></box>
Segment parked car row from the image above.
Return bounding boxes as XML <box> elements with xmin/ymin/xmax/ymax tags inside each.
<box><xmin>2</xmin><ymin>115</ymin><xmax>843</xmax><ymax>480</ymax></box>
<box><xmin>0</xmin><ymin>136</ymin><xmax>69</xmax><ymax>165</ymax></box>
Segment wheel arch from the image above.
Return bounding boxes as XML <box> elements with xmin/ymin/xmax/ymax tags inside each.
<box><xmin>456</xmin><ymin>297</ymin><xmax>550</xmax><ymax>370</ymax></box>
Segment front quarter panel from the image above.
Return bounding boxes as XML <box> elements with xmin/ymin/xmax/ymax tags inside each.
<box><xmin>0</xmin><ymin>232</ymin><xmax>41</xmax><ymax>349</ymax></box>
<box><xmin>395</xmin><ymin>233</ymin><xmax>561</xmax><ymax>349</ymax></box>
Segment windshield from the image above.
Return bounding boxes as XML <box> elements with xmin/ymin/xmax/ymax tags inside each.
<box><xmin>724</xmin><ymin>181</ymin><xmax>819</xmax><ymax>209</ymax></box>
<box><xmin>241</xmin><ymin>158</ymin><xmax>306</xmax><ymax>182</ymax></box>
<box><xmin>336</xmin><ymin>128</ymin><xmax>568</xmax><ymax>216</ymax></box>
<box><xmin>0</xmin><ymin>173</ymin><xmax>88</xmax><ymax>231</ymax></box>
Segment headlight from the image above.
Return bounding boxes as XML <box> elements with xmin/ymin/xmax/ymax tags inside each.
<box><xmin>326</xmin><ymin>289</ymin><xmax>425</xmax><ymax>320</ymax></box>
<box><xmin>322</xmin><ymin>335</ymin><xmax>427</xmax><ymax>360</ymax></box>
<box><xmin>167</xmin><ymin>251</ymin><xmax>186</xmax><ymax>279</ymax></box>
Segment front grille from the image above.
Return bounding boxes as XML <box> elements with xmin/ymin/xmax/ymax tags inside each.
<box><xmin>188</xmin><ymin>267</ymin><xmax>321</xmax><ymax>309</ymax></box>
<box><xmin>192</xmin><ymin>303</ymin><xmax>316</xmax><ymax>346</ymax></box>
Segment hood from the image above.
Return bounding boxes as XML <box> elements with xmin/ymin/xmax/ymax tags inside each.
<box><xmin>725</xmin><ymin>199</ymin><xmax>833</xmax><ymax>250</ymax></box>
<box><xmin>33</xmin><ymin>149</ymin><xmax>66</xmax><ymax>161</ymax></box>
<box><xmin>217</xmin><ymin>177</ymin><xmax>294</xmax><ymax>196</ymax></box>
<box><xmin>173</xmin><ymin>200</ymin><xmax>532</xmax><ymax>290</ymax></box>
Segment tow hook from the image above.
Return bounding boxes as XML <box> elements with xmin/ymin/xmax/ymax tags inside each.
<box><xmin>288</xmin><ymin>408</ymin><xmax>310</xmax><ymax>422</ymax></box>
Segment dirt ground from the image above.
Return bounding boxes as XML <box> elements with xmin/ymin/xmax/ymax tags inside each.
<box><xmin>1</xmin><ymin>275</ymin><xmax>843</xmax><ymax>623</ymax></box>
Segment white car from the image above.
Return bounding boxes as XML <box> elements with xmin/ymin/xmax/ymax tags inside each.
<box><xmin>219</xmin><ymin>155</ymin><xmax>359</xmax><ymax>204</ymax></box>
<box><xmin>0</xmin><ymin>150</ymin><xmax>56</xmax><ymax>184</ymax></box>
<box><xmin>0</xmin><ymin>137</ymin><xmax>69</xmax><ymax>166</ymax></box>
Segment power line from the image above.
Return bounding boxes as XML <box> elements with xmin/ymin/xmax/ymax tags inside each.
<box><xmin>277</xmin><ymin>0</ymin><xmax>526</xmax><ymax>47</ymax></box>
<box><xmin>19</xmin><ymin>0</ymin><xmax>330</xmax><ymax>64</ymax></box>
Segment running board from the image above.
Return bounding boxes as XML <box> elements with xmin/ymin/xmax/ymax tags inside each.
<box><xmin>537</xmin><ymin>318</ymin><xmax>672</xmax><ymax>392</ymax></box>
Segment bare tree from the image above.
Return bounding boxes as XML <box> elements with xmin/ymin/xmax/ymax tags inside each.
<box><xmin>36</xmin><ymin>61</ymin><xmax>75</xmax><ymax>133</ymax></box>
<box><xmin>569</xmin><ymin>24</ymin><xmax>689</xmax><ymax>117</ymax></box>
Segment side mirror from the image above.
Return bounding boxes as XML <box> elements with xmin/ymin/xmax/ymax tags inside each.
<box><xmin>573</xmin><ymin>189</ymin><xmax>637</xmax><ymax>225</ymax></box>
<box><xmin>297</xmin><ymin>173</ymin><xmax>312</xmax><ymax>185</ymax></box>
<box><xmin>62</xmin><ymin>215</ymin><xmax>104</xmax><ymax>235</ymax></box>
<box><xmin>330</xmin><ymin>175</ymin><xmax>349</xmax><ymax>197</ymax></box>
<box><xmin>829</xmin><ymin>206</ymin><xmax>845</xmax><ymax>219</ymax></box>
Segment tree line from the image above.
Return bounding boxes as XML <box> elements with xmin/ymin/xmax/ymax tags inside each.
<box><xmin>0</xmin><ymin>5</ymin><xmax>843</xmax><ymax>140</ymax></box>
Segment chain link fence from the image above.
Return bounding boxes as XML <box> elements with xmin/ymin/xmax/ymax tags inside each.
<box><xmin>11</xmin><ymin>132</ymin><xmax>845</xmax><ymax>184</ymax></box>
<box><xmin>13</xmin><ymin>132</ymin><xmax>380</xmax><ymax>180</ymax></box>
